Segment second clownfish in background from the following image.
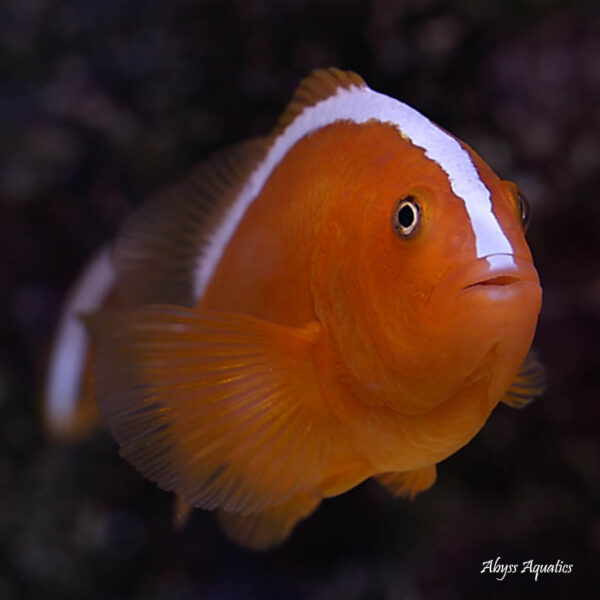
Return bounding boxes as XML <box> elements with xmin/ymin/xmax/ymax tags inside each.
<box><xmin>43</xmin><ymin>68</ymin><xmax>543</xmax><ymax>550</ymax></box>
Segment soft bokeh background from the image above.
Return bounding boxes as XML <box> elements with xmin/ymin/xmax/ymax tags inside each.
<box><xmin>1</xmin><ymin>1</ymin><xmax>599</xmax><ymax>598</ymax></box>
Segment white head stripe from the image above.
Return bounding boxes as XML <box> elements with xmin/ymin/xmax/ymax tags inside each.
<box><xmin>44</xmin><ymin>246</ymin><xmax>115</xmax><ymax>433</ymax></box>
<box><xmin>195</xmin><ymin>84</ymin><xmax>514</xmax><ymax>297</ymax></box>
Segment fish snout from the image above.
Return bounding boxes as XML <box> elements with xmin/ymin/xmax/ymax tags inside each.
<box><xmin>433</xmin><ymin>253</ymin><xmax>540</xmax><ymax>306</ymax></box>
<box><xmin>460</xmin><ymin>254</ymin><xmax>540</xmax><ymax>291</ymax></box>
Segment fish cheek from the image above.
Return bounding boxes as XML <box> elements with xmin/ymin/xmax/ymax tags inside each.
<box><xmin>350</xmin><ymin>233</ymin><xmax>443</xmax><ymax>411</ymax></box>
<box><xmin>322</xmin><ymin>195</ymin><xmax>468</xmax><ymax>414</ymax></box>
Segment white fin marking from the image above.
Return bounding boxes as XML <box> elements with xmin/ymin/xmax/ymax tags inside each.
<box><xmin>44</xmin><ymin>247</ymin><xmax>116</xmax><ymax>433</ymax></box>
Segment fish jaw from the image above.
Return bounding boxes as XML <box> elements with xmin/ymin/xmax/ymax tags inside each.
<box><xmin>427</xmin><ymin>252</ymin><xmax>542</xmax><ymax>411</ymax></box>
<box><xmin>433</xmin><ymin>253</ymin><xmax>541</xmax><ymax>305</ymax></box>
<box><xmin>366</xmin><ymin>252</ymin><xmax>542</xmax><ymax>417</ymax></box>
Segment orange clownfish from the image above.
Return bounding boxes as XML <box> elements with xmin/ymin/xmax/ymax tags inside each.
<box><xmin>44</xmin><ymin>68</ymin><xmax>543</xmax><ymax>549</ymax></box>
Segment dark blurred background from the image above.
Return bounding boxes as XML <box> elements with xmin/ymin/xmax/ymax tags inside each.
<box><xmin>1</xmin><ymin>1</ymin><xmax>599</xmax><ymax>598</ymax></box>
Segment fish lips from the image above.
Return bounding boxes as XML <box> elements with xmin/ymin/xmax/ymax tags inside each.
<box><xmin>433</xmin><ymin>253</ymin><xmax>541</xmax><ymax>308</ymax></box>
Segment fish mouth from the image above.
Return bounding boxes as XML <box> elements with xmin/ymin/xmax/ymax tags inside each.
<box><xmin>462</xmin><ymin>272</ymin><xmax>524</xmax><ymax>290</ymax></box>
<box><xmin>459</xmin><ymin>254</ymin><xmax>539</xmax><ymax>292</ymax></box>
<box><xmin>433</xmin><ymin>254</ymin><xmax>540</xmax><ymax>303</ymax></box>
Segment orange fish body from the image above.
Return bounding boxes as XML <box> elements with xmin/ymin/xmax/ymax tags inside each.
<box><xmin>44</xmin><ymin>69</ymin><xmax>543</xmax><ymax>549</ymax></box>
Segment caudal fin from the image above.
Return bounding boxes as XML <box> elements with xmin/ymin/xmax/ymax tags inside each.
<box><xmin>43</xmin><ymin>247</ymin><xmax>116</xmax><ymax>441</ymax></box>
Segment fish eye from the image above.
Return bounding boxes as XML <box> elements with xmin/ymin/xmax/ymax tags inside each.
<box><xmin>392</xmin><ymin>196</ymin><xmax>420</xmax><ymax>238</ymax></box>
<box><xmin>517</xmin><ymin>189</ymin><xmax>530</xmax><ymax>230</ymax></box>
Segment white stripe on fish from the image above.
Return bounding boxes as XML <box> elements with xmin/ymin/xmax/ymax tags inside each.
<box><xmin>195</xmin><ymin>82</ymin><xmax>514</xmax><ymax>299</ymax></box>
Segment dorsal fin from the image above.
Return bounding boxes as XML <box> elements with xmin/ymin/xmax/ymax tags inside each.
<box><xmin>114</xmin><ymin>69</ymin><xmax>365</xmax><ymax>307</ymax></box>
<box><xmin>113</xmin><ymin>138</ymin><xmax>269</xmax><ymax>307</ymax></box>
<box><xmin>273</xmin><ymin>68</ymin><xmax>366</xmax><ymax>137</ymax></box>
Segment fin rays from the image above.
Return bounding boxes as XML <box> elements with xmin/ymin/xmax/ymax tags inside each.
<box><xmin>93</xmin><ymin>305</ymin><xmax>331</xmax><ymax>515</ymax></box>
<box><xmin>501</xmin><ymin>350</ymin><xmax>545</xmax><ymax>409</ymax></box>
<box><xmin>113</xmin><ymin>140</ymin><xmax>268</xmax><ymax>307</ymax></box>
<box><xmin>274</xmin><ymin>68</ymin><xmax>366</xmax><ymax>137</ymax></box>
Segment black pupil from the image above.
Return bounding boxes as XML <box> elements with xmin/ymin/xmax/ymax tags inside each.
<box><xmin>398</xmin><ymin>203</ymin><xmax>415</xmax><ymax>228</ymax></box>
<box><xmin>519</xmin><ymin>192</ymin><xmax>529</xmax><ymax>224</ymax></box>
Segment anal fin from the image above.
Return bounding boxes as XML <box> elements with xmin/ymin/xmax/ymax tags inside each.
<box><xmin>375</xmin><ymin>465</ymin><xmax>437</xmax><ymax>499</ymax></box>
<box><xmin>218</xmin><ymin>494</ymin><xmax>320</xmax><ymax>550</ymax></box>
<box><xmin>173</xmin><ymin>493</ymin><xmax>193</xmax><ymax>530</ymax></box>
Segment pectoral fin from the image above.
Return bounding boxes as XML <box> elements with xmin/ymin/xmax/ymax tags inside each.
<box><xmin>501</xmin><ymin>350</ymin><xmax>545</xmax><ymax>408</ymax></box>
<box><xmin>89</xmin><ymin>306</ymin><xmax>333</xmax><ymax>516</ymax></box>
<box><xmin>218</xmin><ymin>494</ymin><xmax>320</xmax><ymax>550</ymax></box>
<box><xmin>375</xmin><ymin>465</ymin><xmax>437</xmax><ymax>499</ymax></box>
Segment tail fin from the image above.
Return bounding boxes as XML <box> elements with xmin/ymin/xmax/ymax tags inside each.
<box><xmin>43</xmin><ymin>247</ymin><xmax>116</xmax><ymax>440</ymax></box>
